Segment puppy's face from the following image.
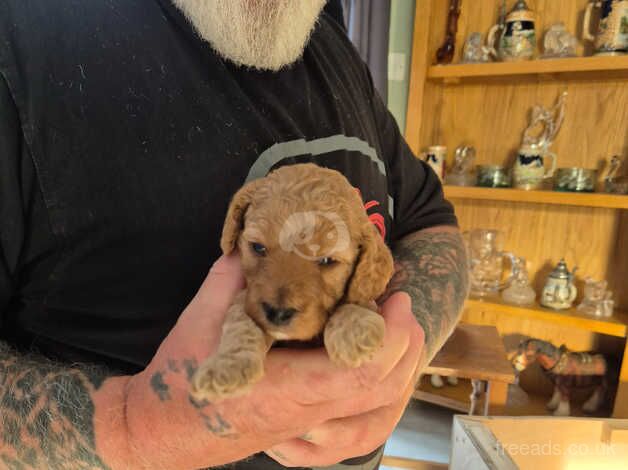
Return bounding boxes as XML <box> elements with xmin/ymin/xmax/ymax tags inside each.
<box><xmin>221</xmin><ymin>164</ymin><xmax>393</xmax><ymax>341</ymax></box>
<box><xmin>239</xmin><ymin>207</ymin><xmax>358</xmax><ymax>340</ymax></box>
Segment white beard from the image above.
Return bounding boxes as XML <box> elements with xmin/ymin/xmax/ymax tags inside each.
<box><xmin>171</xmin><ymin>0</ymin><xmax>327</xmax><ymax>71</ymax></box>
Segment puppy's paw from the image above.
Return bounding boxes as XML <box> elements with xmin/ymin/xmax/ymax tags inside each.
<box><xmin>324</xmin><ymin>304</ymin><xmax>385</xmax><ymax>368</ymax></box>
<box><xmin>190</xmin><ymin>353</ymin><xmax>264</xmax><ymax>402</ymax></box>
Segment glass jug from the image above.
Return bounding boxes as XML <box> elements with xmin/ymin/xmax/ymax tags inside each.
<box><xmin>464</xmin><ymin>229</ymin><xmax>516</xmax><ymax>298</ymax></box>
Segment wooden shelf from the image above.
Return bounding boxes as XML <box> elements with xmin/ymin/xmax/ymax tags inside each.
<box><xmin>465</xmin><ymin>298</ymin><xmax>628</xmax><ymax>338</ymax></box>
<box><xmin>444</xmin><ymin>186</ymin><xmax>628</xmax><ymax>209</ymax></box>
<box><xmin>428</xmin><ymin>55</ymin><xmax>628</xmax><ymax>81</ymax></box>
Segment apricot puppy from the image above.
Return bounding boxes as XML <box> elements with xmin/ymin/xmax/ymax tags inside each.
<box><xmin>191</xmin><ymin>163</ymin><xmax>394</xmax><ymax>401</ymax></box>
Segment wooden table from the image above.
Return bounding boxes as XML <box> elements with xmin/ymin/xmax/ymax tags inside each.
<box><xmin>413</xmin><ymin>323</ymin><xmax>516</xmax><ymax>415</ymax></box>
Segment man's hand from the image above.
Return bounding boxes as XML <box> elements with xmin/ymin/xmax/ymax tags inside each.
<box><xmin>266</xmin><ymin>292</ymin><xmax>424</xmax><ymax>467</ymax></box>
<box><xmin>123</xmin><ymin>255</ymin><xmax>425</xmax><ymax>470</ymax></box>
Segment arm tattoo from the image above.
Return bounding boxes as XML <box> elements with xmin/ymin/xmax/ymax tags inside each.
<box><xmin>150</xmin><ymin>358</ymin><xmax>236</xmax><ymax>439</ymax></box>
<box><xmin>382</xmin><ymin>229</ymin><xmax>469</xmax><ymax>361</ymax></box>
<box><xmin>0</xmin><ymin>341</ymin><xmax>112</xmax><ymax>470</ymax></box>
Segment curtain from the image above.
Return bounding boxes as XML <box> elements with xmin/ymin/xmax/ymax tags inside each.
<box><xmin>341</xmin><ymin>0</ymin><xmax>391</xmax><ymax>105</ymax></box>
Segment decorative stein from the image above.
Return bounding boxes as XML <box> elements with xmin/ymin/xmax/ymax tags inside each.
<box><xmin>541</xmin><ymin>259</ymin><xmax>578</xmax><ymax>310</ymax></box>
<box><xmin>420</xmin><ymin>145</ymin><xmax>447</xmax><ymax>181</ymax></box>
<box><xmin>583</xmin><ymin>0</ymin><xmax>628</xmax><ymax>56</ymax></box>
<box><xmin>513</xmin><ymin>144</ymin><xmax>557</xmax><ymax>190</ymax></box>
<box><xmin>487</xmin><ymin>0</ymin><xmax>537</xmax><ymax>61</ymax></box>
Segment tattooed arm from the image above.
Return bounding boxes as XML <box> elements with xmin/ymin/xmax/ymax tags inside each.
<box><xmin>0</xmin><ymin>342</ymin><xmax>133</xmax><ymax>470</ymax></box>
<box><xmin>383</xmin><ymin>225</ymin><xmax>469</xmax><ymax>366</ymax></box>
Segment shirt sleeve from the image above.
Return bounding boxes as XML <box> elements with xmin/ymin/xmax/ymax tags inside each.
<box><xmin>372</xmin><ymin>88</ymin><xmax>458</xmax><ymax>242</ymax></box>
<box><xmin>0</xmin><ymin>74</ymin><xmax>25</xmax><ymax>323</ymax></box>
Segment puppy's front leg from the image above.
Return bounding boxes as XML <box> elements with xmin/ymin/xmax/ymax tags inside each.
<box><xmin>191</xmin><ymin>291</ymin><xmax>273</xmax><ymax>401</ymax></box>
<box><xmin>324</xmin><ymin>304</ymin><xmax>385</xmax><ymax>368</ymax></box>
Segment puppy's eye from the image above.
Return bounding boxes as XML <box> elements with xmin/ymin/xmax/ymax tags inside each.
<box><xmin>250</xmin><ymin>242</ymin><xmax>267</xmax><ymax>257</ymax></box>
<box><xmin>318</xmin><ymin>257</ymin><xmax>337</xmax><ymax>266</ymax></box>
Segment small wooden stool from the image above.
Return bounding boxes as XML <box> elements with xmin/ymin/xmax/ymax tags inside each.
<box><xmin>413</xmin><ymin>323</ymin><xmax>516</xmax><ymax>415</ymax></box>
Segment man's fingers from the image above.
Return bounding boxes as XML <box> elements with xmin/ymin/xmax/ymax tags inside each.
<box><xmin>267</xmin><ymin>374</ymin><xmax>417</xmax><ymax>467</ymax></box>
<box><xmin>176</xmin><ymin>254</ymin><xmax>245</xmax><ymax>333</ymax></box>
<box><xmin>264</xmin><ymin>303</ymin><xmax>416</xmax><ymax>405</ymax></box>
<box><xmin>197</xmin><ymin>253</ymin><xmax>246</xmax><ymax>309</ymax></box>
<box><xmin>380</xmin><ymin>291</ymin><xmax>412</xmax><ymax>320</ymax></box>
<box><xmin>294</xmin><ymin>374</ymin><xmax>416</xmax><ymax>451</ymax></box>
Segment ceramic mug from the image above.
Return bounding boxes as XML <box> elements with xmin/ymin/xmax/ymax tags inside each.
<box><xmin>513</xmin><ymin>144</ymin><xmax>557</xmax><ymax>190</ymax></box>
<box><xmin>420</xmin><ymin>145</ymin><xmax>447</xmax><ymax>181</ymax></box>
<box><xmin>584</xmin><ymin>0</ymin><xmax>628</xmax><ymax>56</ymax></box>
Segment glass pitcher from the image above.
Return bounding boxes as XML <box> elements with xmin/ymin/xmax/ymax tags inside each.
<box><xmin>464</xmin><ymin>229</ymin><xmax>517</xmax><ymax>298</ymax></box>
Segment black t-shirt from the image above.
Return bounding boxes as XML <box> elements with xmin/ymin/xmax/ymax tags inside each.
<box><xmin>0</xmin><ymin>1</ymin><xmax>456</xmax><ymax>468</ymax></box>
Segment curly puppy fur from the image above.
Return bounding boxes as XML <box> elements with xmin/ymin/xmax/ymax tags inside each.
<box><xmin>191</xmin><ymin>164</ymin><xmax>394</xmax><ymax>401</ymax></box>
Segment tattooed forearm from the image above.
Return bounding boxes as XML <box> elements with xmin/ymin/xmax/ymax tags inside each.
<box><xmin>0</xmin><ymin>341</ymin><xmax>112</xmax><ymax>469</ymax></box>
<box><xmin>382</xmin><ymin>228</ymin><xmax>469</xmax><ymax>361</ymax></box>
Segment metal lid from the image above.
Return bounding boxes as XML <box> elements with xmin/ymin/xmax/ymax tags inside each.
<box><xmin>508</xmin><ymin>0</ymin><xmax>535</xmax><ymax>22</ymax></box>
<box><xmin>550</xmin><ymin>259</ymin><xmax>571</xmax><ymax>279</ymax></box>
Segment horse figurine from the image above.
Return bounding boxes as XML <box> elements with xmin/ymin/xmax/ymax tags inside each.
<box><xmin>512</xmin><ymin>338</ymin><xmax>607</xmax><ymax>416</ymax></box>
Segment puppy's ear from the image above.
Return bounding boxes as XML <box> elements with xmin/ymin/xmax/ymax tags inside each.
<box><xmin>220</xmin><ymin>179</ymin><xmax>262</xmax><ymax>255</ymax></box>
<box><xmin>345</xmin><ymin>223</ymin><xmax>394</xmax><ymax>306</ymax></box>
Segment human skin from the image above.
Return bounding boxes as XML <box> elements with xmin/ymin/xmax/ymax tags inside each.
<box><xmin>0</xmin><ymin>226</ymin><xmax>467</xmax><ymax>469</ymax></box>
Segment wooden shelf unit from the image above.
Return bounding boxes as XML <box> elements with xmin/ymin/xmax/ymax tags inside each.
<box><xmin>428</xmin><ymin>55</ymin><xmax>628</xmax><ymax>81</ymax></box>
<box><xmin>444</xmin><ymin>186</ymin><xmax>628</xmax><ymax>209</ymax></box>
<box><xmin>405</xmin><ymin>0</ymin><xmax>628</xmax><ymax>419</ymax></box>
<box><xmin>465</xmin><ymin>299</ymin><xmax>628</xmax><ymax>338</ymax></box>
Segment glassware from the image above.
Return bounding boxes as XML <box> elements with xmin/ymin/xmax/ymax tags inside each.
<box><xmin>554</xmin><ymin>168</ymin><xmax>598</xmax><ymax>192</ymax></box>
<box><xmin>501</xmin><ymin>257</ymin><xmax>536</xmax><ymax>306</ymax></box>
<box><xmin>541</xmin><ymin>23</ymin><xmax>578</xmax><ymax>58</ymax></box>
<box><xmin>604</xmin><ymin>156</ymin><xmax>628</xmax><ymax>194</ymax></box>
<box><xmin>477</xmin><ymin>165</ymin><xmax>511</xmax><ymax>188</ymax></box>
<box><xmin>462</xmin><ymin>33</ymin><xmax>492</xmax><ymax>63</ymax></box>
<box><xmin>578</xmin><ymin>277</ymin><xmax>614</xmax><ymax>317</ymax></box>
<box><xmin>464</xmin><ymin>229</ymin><xmax>516</xmax><ymax>298</ymax></box>
<box><xmin>445</xmin><ymin>146</ymin><xmax>476</xmax><ymax>186</ymax></box>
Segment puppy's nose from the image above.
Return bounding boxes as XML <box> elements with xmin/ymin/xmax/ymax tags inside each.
<box><xmin>262</xmin><ymin>302</ymin><xmax>297</xmax><ymax>326</ymax></box>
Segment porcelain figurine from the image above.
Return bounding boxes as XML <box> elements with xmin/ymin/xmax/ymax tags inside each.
<box><xmin>541</xmin><ymin>259</ymin><xmax>578</xmax><ymax>310</ymax></box>
<box><xmin>513</xmin><ymin>339</ymin><xmax>608</xmax><ymax>416</ymax></box>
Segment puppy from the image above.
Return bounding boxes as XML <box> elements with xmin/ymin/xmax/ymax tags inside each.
<box><xmin>191</xmin><ymin>163</ymin><xmax>394</xmax><ymax>401</ymax></box>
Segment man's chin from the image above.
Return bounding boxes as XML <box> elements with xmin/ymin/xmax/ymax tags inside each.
<box><xmin>172</xmin><ymin>0</ymin><xmax>326</xmax><ymax>72</ymax></box>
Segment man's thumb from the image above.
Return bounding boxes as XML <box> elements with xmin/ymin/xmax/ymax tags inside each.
<box><xmin>195</xmin><ymin>253</ymin><xmax>246</xmax><ymax>313</ymax></box>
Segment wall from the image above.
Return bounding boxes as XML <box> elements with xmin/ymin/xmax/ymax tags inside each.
<box><xmin>387</xmin><ymin>0</ymin><xmax>416</xmax><ymax>131</ymax></box>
